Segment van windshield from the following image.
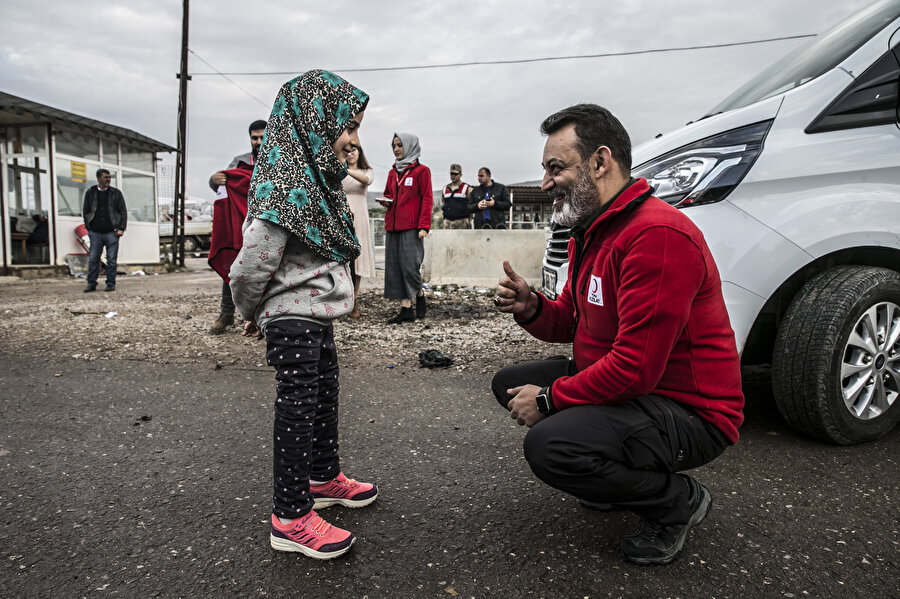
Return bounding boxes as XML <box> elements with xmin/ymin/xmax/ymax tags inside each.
<box><xmin>705</xmin><ymin>0</ymin><xmax>900</xmax><ymax>116</ymax></box>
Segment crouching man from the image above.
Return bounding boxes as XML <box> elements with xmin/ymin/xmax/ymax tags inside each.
<box><xmin>492</xmin><ymin>104</ymin><xmax>744</xmax><ymax>565</ymax></box>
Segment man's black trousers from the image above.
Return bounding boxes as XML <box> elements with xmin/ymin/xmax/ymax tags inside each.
<box><xmin>492</xmin><ymin>357</ymin><xmax>729</xmax><ymax>525</ymax></box>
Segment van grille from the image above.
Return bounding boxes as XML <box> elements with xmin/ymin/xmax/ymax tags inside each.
<box><xmin>544</xmin><ymin>224</ymin><xmax>572</xmax><ymax>267</ymax></box>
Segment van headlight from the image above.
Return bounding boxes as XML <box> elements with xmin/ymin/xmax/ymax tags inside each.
<box><xmin>633</xmin><ymin>120</ymin><xmax>772</xmax><ymax>207</ymax></box>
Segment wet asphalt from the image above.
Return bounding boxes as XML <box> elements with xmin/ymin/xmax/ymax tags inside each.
<box><xmin>0</xmin><ymin>350</ymin><xmax>898</xmax><ymax>598</ymax></box>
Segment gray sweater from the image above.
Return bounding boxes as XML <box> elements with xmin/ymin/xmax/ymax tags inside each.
<box><xmin>228</xmin><ymin>217</ymin><xmax>353</xmax><ymax>331</ymax></box>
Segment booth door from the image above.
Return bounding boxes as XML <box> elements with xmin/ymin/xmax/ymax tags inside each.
<box><xmin>2</xmin><ymin>126</ymin><xmax>52</xmax><ymax>266</ymax></box>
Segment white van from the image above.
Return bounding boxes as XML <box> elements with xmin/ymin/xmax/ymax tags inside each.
<box><xmin>541</xmin><ymin>0</ymin><xmax>900</xmax><ymax>444</ymax></box>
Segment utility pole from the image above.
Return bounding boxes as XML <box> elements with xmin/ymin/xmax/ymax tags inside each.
<box><xmin>173</xmin><ymin>0</ymin><xmax>190</xmax><ymax>266</ymax></box>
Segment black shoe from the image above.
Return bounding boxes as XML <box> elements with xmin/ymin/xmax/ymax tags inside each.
<box><xmin>387</xmin><ymin>306</ymin><xmax>416</xmax><ymax>324</ymax></box>
<box><xmin>104</xmin><ymin>285</ymin><xmax>116</xmax><ymax>292</ymax></box>
<box><xmin>83</xmin><ymin>285</ymin><xmax>97</xmax><ymax>293</ymax></box>
<box><xmin>415</xmin><ymin>294</ymin><xmax>427</xmax><ymax>319</ymax></box>
<box><xmin>619</xmin><ymin>477</ymin><xmax>711</xmax><ymax>565</ymax></box>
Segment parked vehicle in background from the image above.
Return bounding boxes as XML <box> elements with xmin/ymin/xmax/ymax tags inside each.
<box><xmin>158</xmin><ymin>198</ymin><xmax>213</xmax><ymax>253</ymax></box>
<box><xmin>541</xmin><ymin>0</ymin><xmax>900</xmax><ymax>444</ymax></box>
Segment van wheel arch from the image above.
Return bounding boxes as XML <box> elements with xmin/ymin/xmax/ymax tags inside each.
<box><xmin>741</xmin><ymin>247</ymin><xmax>900</xmax><ymax>366</ymax></box>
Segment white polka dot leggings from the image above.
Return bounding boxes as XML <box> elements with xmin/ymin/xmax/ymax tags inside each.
<box><xmin>265</xmin><ymin>319</ymin><xmax>341</xmax><ymax>519</ymax></box>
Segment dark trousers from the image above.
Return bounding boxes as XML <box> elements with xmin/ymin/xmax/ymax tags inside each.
<box><xmin>266</xmin><ymin>319</ymin><xmax>341</xmax><ymax>518</ymax></box>
<box><xmin>86</xmin><ymin>230</ymin><xmax>119</xmax><ymax>288</ymax></box>
<box><xmin>220</xmin><ymin>280</ymin><xmax>235</xmax><ymax>314</ymax></box>
<box><xmin>492</xmin><ymin>358</ymin><xmax>728</xmax><ymax>525</ymax></box>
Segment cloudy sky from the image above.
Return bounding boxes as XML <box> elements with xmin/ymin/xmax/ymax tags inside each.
<box><xmin>1</xmin><ymin>0</ymin><xmax>874</xmax><ymax>200</ymax></box>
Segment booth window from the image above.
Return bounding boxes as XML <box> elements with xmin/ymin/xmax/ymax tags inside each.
<box><xmin>102</xmin><ymin>139</ymin><xmax>119</xmax><ymax>164</ymax></box>
<box><xmin>55</xmin><ymin>157</ymin><xmax>89</xmax><ymax>217</ymax></box>
<box><xmin>4</xmin><ymin>126</ymin><xmax>46</xmax><ymax>154</ymax></box>
<box><xmin>121</xmin><ymin>171</ymin><xmax>155</xmax><ymax>222</ymax></box>
<box><xmin>122</xmin><ymin>145</ymin><xmax>154</xmax><ymax>171</ymax></box>
<box><xmin>55</xmin><ymin>130</ymin><xmax>99</xmax><ymax>161</ymax></box>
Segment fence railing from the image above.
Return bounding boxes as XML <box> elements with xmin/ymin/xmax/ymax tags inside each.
<box><xmin>371</xmin><ymin>217</ymin><xmax>385</xmax><ymax>247</ymax></box>
<box><xmin>368</xmin><ymin>217</ymin><xmax>547</xmax><ymax>246</ymax></box>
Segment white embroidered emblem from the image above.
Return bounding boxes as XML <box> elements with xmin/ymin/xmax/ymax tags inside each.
<box><xmin>404</xmin><ymin>177</ymin><xmax>413</xmax><ymax>187</ymax></box>
<box><xmin>587</xmin><ymin>274</ymin><xmax>603</xmax><ymax>306</ymax></box>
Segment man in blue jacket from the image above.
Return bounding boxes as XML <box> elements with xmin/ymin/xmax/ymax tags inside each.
<box><xmin>82</xmin><ymin>169</ymin><xmax>127</xmax><ymax>292</ymax></box>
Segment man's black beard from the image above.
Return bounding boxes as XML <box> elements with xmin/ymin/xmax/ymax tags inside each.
<box><xmin>550</xmin><ymin>161</ymin><xmax>601</xmax><ymax>228</ymax></box>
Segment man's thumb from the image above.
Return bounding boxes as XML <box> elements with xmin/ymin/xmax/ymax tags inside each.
<box><xmin>502</xmin><ymin>260</ymin><xmax>520</xmax><ymax>280</ymax></box>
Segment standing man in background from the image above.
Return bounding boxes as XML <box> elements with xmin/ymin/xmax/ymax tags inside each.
<box><xmin>208</xmin><ymin>119</ymin><xmax>267</xmax><ymax>334</ymax></box>
<box><xmin>468</xmin><ymin>167</ymin><xmax>511</xmax><ymax>229</ymax></box>
<box><xmin>441</xmin><ymin>164</ymin><xmax>472</xmax><ymax>229</ymax></box>
<box><xmin>83</xmin><ymin>168</ymin><xmax>127</xmax><ymax>292</ymax></box>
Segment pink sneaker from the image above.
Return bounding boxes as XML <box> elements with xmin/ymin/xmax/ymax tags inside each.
<box><xmin>311</xmin><ymin>472</ymin><xmax>378</xmax><ymax>509</ymax></box>
<box><xmin>269</xmin><ymin>511</ymin><xmax>355</xmax><ymax>559</ymax></box>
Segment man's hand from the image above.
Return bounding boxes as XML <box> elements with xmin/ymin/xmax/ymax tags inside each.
<box><xmin>494</xmin><ymin>260</ymin><xmax>538</xmax><ymax>318</ymax></box>
<box><xmin>507</xmin><ymin>384</ymin><xmax>546</xmax><ymax>427</ymax></box>
<box><xmin>115</xmin><ymin>229</ymin><xmax>124</xmax><ymax>237</ymax></box>
<box><xmin>242</xmin><ymin>320</ymin><xmax>262</xmax><ymax>339</ymax></box>
<box><xmin>211</xmin><ymin>171</ymin><xmax>227</xmax><ymax>186</ymax></box>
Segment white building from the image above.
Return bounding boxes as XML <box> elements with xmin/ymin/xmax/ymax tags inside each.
<box><xmin>0</xmin><ymin>91</ymin><xmax>174</xmax><ymax>275</ymax></box>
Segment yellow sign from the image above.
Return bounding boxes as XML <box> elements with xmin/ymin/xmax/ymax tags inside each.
<box><xmin>71</xmin><ymin>161</ymin><xmax>86</xmax><ymax>183</ymax></box>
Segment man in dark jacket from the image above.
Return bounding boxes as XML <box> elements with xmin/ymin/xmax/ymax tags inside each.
<box><xmin>492</xmin><ymin>104</ymin><xmax>744</xmax><ymax>565</ymax></box>
<box><xmin>83</xmin><ymin>168</ymin><xmax>127</xmax><ymax>292</ymax></box>
<box><xmin>467</xmin><ymin>167</ymin><xmax>511</xmax><ymax>229</ymax></box>
<box><xmin>207</xmin><ymin>119</ymin><xmax>266</xmax><ymax>334</ymax></box>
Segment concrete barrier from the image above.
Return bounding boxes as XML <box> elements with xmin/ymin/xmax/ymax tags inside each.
<box><xmin>422</xmin><ymin>229</ymin><xmax>547</xmax><ymax>288</ymax></box>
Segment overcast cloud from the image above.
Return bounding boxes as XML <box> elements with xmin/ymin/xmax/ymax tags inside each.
<box><xmin>0</xmin><ymin>0</ymin><xmax>874</xmax><ymax>200</ymax></box>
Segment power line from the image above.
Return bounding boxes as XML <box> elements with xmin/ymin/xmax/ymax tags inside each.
<box><xmin>188</xmin><ymin>49</ymin><xmax>271</xmax><ymax>107</ymax></box>
<box><xmin>188</xmin><ymin>34</ymin><xmax>816</xmax><ymax>77</ymax></box>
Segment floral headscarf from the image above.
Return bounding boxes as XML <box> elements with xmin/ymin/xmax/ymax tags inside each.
<box><xmin>247</xmin><ymin>69</ymin><xmax>369</xmax><ymax>263</ymax></box>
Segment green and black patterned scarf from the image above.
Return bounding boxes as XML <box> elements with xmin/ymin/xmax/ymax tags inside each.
<box><xmin>247</xmin><ymin>69</ymin><xmax>369</xmax><ymax>263</ymax></box>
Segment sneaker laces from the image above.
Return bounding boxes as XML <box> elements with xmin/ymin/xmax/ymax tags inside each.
<box><xmin>331</xmin><ymin>474</ymin><xmax>358</xmax><ymax>489</ymax></box>
<box><xmin>294</xmin><ymin>512</ymin><xmax>332</xmax><ymax>537</ymax></box>
<box><xmin>634</xmin><ymin>518</ymin><xmax>664</xmax><ymax>542</ymax></box>
<box><xmin>341</xmin><ymin>476</ymin><xmax>358</xmax><ymax>488</ymax></box>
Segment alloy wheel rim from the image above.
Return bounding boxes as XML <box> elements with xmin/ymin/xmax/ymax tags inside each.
<box><xmin>840</xmin><ymin>301</ymin><xmax>900</xmax><ymax>420</ymax></box>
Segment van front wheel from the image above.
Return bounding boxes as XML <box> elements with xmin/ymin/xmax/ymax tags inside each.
<box><xmin>772</xmin><ymin>266</ymin><xmax>900</xmax><ymax>445</ymax></box>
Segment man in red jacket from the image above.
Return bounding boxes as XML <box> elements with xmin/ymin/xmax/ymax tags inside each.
<box><xmin>207</xmin><ymin>119</ymin><xmax>267</xmax><ymax>334</ymax></box>
<box><xmin>492</xmin><ymin>104</ymin><xmax>744</xmax><ymax>565</ymax></box>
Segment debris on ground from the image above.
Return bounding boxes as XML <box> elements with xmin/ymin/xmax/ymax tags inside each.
<box><xmin>418</xmin><ymin>349</ymin><xmax>453</xmax><ymax>368</ymax></box>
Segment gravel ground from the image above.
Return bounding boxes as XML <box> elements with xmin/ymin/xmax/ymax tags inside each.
<box><xmin>0</xmin><ymin>269</ymin><xmax>565</xmax><ymax>374</ymax></box>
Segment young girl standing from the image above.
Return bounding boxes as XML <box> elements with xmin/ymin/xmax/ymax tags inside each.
<box><xmin>229</xmin><ymin>70</ymin><xmax>376</xmax><ymax>560</ymax></box>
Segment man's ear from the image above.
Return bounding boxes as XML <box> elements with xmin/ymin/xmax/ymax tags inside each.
<box><xmin>591</xmin><ymin>146</ymin><xmax>613</xmax><ymax>178</ymax></box>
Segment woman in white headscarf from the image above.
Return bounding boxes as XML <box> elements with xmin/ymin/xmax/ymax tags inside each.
<box><xmin>378</xmin><ymin>132</ymin><xmax>433</xmax><ymax>324</ymax></box>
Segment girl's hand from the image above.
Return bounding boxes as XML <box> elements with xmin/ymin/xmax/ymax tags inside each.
<box><xmin>242</xmin><ymin>321</ymin><xmax>262</xmax><ymax>339</ymax></box>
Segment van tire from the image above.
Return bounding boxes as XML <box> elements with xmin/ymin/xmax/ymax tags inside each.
<box><xmin>183</xmin><ymin>236</ymin><xmax>198</xmax><ymax>253</ymax></box>
<box><xmin>772</xmin><ymin>266</ymin><xmax>900</xmax><ymax>445</ymax></box>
